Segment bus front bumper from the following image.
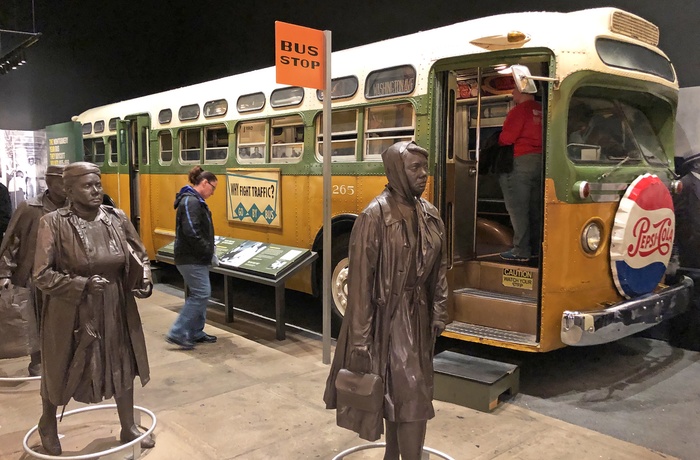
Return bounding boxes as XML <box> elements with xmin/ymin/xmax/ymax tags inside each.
<box><xmin>561</xmin><ymin>276</ymin><xmax>694</xmax><ymax>346</ymax></box>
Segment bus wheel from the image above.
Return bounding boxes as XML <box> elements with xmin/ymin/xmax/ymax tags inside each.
<box><xmin>331</xmin><ymin>233</ymin><xmax>350</xmax><ymax>319</ymax></box>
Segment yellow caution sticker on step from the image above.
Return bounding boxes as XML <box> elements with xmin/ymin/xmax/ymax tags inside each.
<box><xmin>502</xmin><ymin>268</ymin><xmax>533</xmax><ymax>290</ymax></box>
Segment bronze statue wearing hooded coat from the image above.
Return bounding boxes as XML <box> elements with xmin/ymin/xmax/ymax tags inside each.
<box><xmin>324</xmin><ymin>141</ymin><xmax>449</xmax><ymax>459</ymax></box>
<box><xmin>33</xmin><ymin>162</ymin><xmax>154</xmax><ymax>455</ymax></box>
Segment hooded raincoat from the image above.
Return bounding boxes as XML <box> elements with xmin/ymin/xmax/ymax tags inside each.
<box><xmin>323</xmin><ymin>142</ymin><xmax>449</xmax><ymax>441</ymax></box>
<box><xmin>34</xmin><ymin>205</ymin><xmax>151</xmax><ymax>406</ymax></box>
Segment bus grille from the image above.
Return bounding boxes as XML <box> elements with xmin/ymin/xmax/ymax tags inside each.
<box><xmin>611</xmin><ymin>11</ymin><xmax>659</xmax><ymax>47</ymax></box>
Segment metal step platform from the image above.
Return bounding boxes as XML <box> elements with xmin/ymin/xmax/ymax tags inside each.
<box><xmin>433</xmin><ymin>350</ymin><xmax>519</xmax><ymax>412</ymax></box>
<box><xmin>444</xmin><ymin>320</ymin><xmax>538</xmax><ymax>346</ymax></box>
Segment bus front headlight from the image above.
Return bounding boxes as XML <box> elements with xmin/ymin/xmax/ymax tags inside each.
<box><xmin>581</xmin><ymin>222</ymin><xmax>602</xmax><ymax>254</ymax></box>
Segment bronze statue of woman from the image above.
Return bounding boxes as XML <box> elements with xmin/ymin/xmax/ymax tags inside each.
<box><xmin>324</xmin><ymin>141</ymin><xmax>449</xmax><ymax>460</ymax></box>
<box><xmin>33</xmin><ymin>162</ymin><xmax>154</xmax><ymax>455</ymax></box>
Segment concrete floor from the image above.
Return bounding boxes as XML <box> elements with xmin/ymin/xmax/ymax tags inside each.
<box><xmin>0</xmin><ymin>287</ymin><xmax>680</xmax><ymax>459</ymax></box>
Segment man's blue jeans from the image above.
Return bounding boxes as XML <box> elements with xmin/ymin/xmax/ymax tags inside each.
<box><xmin>169</xmin><ymin>264</ymin><xmax>211</xmax><ymax>342</ymax></box>
<box><xmin>498</xmin><ymin>153</ymin><xmax>542</xmax><ymax>258</ymax></box>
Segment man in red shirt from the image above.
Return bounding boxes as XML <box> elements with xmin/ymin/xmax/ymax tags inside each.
<box><xmin>497</xmin><ymin>86</ymin><xmax>543</xmax><ymax>261</ymax></box>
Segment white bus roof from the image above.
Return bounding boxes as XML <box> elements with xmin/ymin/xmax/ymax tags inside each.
<box><xmin>77</xmin><ymin>7</ymin><xmax>676</xmax><ymax>131</ymax></box>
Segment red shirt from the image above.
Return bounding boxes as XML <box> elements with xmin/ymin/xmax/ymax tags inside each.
<box><xmin>499</xmin><ymin>99</ymin><xmax>542</xmax><ymax>157</ymax></box>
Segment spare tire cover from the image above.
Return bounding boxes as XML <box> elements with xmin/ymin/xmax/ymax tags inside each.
<box><xmin>610</xmin><ymin>173</ymin><xmax>675</xmax><ymax>298</ymax></box>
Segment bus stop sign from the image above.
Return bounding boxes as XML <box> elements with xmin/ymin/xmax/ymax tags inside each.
<box><xmin>275</xmin><ymin>21</ymin><xmax>325</xmax><ymax>90</ymax></box>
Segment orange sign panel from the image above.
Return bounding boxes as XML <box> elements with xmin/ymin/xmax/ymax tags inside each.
<box><xmin>275</xmin><ymin>21</ymin><xmax>325</xmax><ymax>90</ymax></box>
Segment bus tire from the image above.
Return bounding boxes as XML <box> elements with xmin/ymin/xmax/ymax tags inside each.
<box><xmin>330</xmin><ymin>232</ymin><xmax>351</xmax><ymax>319</ymax></box>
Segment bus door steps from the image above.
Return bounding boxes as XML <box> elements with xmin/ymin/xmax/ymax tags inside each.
<box><xmin>444</xmin><ymin>320</ymin><xmax>537</xmax><ymax>346</ymax></box>
<box><xmin>433</xmin><ymin>350</ymin><xmax>519</xmax><ymax>412</ymax></box>
<box><xmin>452</xmin><ymin>288</ymin><xmax>538</xmax><ymax>335</ymax></box>
<box><xmin>464</xmin><ymin>260</ymin><xmax>539</xmax><ymax>299</ymax></box>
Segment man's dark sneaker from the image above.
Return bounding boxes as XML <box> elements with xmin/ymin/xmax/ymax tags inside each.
<box><xmin>500</xmin><ymin>250</ymin><xmax>530</xmax><ymax>262</ymax></box>
<box><xmin>166</xmin><ymin>335</ymin><xmax>195</xmax><ymax>350</ymax></box>
<box><xmin>194</xmin><ymin>333</ymin><xmax>217</xmax><ymax>344</ymax></box>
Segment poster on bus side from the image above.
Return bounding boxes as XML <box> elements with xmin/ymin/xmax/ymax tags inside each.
<box><xmin>226</xmin><ymin>168</ymin><xmax>281</xmax><ymax>228</ymax></box>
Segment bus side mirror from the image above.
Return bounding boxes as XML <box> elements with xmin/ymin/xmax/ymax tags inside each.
<box><xmin>511</xmin><ymin>65</ymin><xmax>538</xmax><ymax>94</ymax></box>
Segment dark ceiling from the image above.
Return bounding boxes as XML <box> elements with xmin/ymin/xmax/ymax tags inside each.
<box><xmin>1</xmin><ymin>0</ymin><xmax>698</xmax><ymax>130</ymax></box>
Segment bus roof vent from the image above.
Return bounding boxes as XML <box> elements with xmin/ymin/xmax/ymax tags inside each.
<box><xmin>610</xmin><ymin>11</ymin><xmax>659</xmax><ymax>47</ymax></box>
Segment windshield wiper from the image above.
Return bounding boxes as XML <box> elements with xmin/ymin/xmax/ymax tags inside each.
<box><xmin>598</xmin><ymin>156</ymin><xmax>630</xmax><ymax>180</ymax></box>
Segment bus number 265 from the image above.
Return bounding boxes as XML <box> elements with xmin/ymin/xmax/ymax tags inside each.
<box><xmin>332</xmin><ymin>185</ymin><xmax>355</xmax><ymax>195</ymax></box>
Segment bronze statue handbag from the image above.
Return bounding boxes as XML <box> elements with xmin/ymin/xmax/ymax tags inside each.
<box><xmin>0</xmin><ymin>286</ymin><xmax>32</xmax><ymax>359</ymax></box>
<box><xmin>335</xmin><ymin>368</ymin><xmax>383</xmax><ymax>413</ymax></box>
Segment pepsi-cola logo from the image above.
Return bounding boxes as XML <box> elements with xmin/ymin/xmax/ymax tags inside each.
<box><xmin>626</xmin><ymin>214</ymin><xmax>673</xmax><ymax>258</ymax></box>
<box><xmin>610</xmin><ymin>174</ymin><xmax>674</xmax><ymax>298</ymax></box>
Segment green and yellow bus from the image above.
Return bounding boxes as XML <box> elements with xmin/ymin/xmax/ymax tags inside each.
<box><xmin>76</xmin><ymin>7</ymin><xmax>692</xmax><ymax>352</ymax></box>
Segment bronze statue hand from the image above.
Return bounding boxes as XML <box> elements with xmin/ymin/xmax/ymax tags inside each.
<box><xmin>84</xmin><ymin>321</ymin><xmax>101</xmax><ymax>339</ymax></box>
<box><xmin>432</xmin><ymin>320</ymin><xmax>446</xmax><ymax>339</ymax></box>
<box><xmin>348</xmin><ymin>345</ymin><xmax>372</xmax><ymax>373</ymax></box>
<box><xmin>86</xmin><ymin>275</ymin><xmax>109</xmax><ymax>294</ymax></box>
<box><xmin>133</xmin><ymin>279</ymin><xmax>153</xmax><ymax>299</ymax></box>
<box><xmin>0</xmin><ymin>278</ymin><xmax>11</xmax><ymax>290</ymax></box>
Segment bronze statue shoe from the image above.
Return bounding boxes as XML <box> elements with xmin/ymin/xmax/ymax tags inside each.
<box><xmin>120</xmin><ymin>425</ymin><xmax>155</xmax><ymax>449</ymax></box>
<box><xmin>28</xmin><ymin>362</ymin><xmax>42</xmax><ymax>377</ymax></box>
<box><xmin>38</xmin><ymin>424</ymin><xmax>62</xmax><ymax>456</ymax></box>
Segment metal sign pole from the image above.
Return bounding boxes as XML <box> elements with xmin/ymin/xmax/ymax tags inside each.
<box><xmin>322</xmin><ymin>30</ymin><xmax>332</xmax><ymax>364</ymax></box>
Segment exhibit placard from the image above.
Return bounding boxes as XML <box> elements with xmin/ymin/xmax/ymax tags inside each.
<box><xmin>226</xmin><ymin>168</ymin><xmax>281</xmax><ymax>228</ymax></box>
<box><xmin>45</xmin><ymin>121</ymin><xmax>83</xmax><ymax>165</ymax></box>
<box><xmin>157</xmin><ymin>236</ymin><xmax>311</xmax><ymax>280</ymax></box>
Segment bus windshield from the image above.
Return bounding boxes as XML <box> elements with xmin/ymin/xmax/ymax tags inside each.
<box><xmin>566</xmin><ymin>95</ymin><xmax>668</xmax><ymax>166</ymax></box>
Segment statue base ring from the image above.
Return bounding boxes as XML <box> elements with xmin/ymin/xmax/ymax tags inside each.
<box><xmin>23</xmin><ymin>403</ymin><xmax>157</xmax><ymax>460</ymax></box>
<box><xmin>0</xmin><ymin>374</ymin><xmax>40</xmax><ymax>383</ymax></box>
<box><xmin>332</xmin><ymin>442</ymin><xmax>455</xmax><ymax>460</ymax></box>
<box><xmin>0</xmin><ymin>357</ymin><xmax>41</xmax><ymax>384</ymax></box>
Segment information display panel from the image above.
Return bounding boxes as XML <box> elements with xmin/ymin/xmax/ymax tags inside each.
<box><xmin>157</xmin><ymin>236</ymin><xmax>311</xmax><ymax>280</ymax></box>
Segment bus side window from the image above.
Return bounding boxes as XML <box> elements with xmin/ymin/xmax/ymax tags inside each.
<box><xmin>238</xmin><ymin>120</ymin><xmax>266</xmax><ymax>163</ymax></box>
<box><xmin>271</xmin><ymin>115</ymin><xmax>304</xmax><ymax>162</ymax></box>
<box><xmin>159</xmin><ymin>132</ymin><xmax>173</xmax><ymax>164</ymax></box>
<box><xmin>316</xmin><ymin>109</ymin><xmax>358</xmax><ymax>162</ymax></box>
<box><xmin>94</xmin><ymin>138</ymin><xmax>105</xmax><ymax>164</ymax></box>
<box><xmin>179</xmin><ymin>128</ymin><xmax>201</xmax><ymax>163</ymax></box>
<box><xmin>109</xmin><ymin>136</ymin><xmax>119</xmax><ymax>164</ymax></box>
<box><xmin>204</xmin><ymin>125</ymin><xmax>228</xmax><ymax>163</ymax></box>
<box><xmin>364</xmin><ymin>102</ymin><xmax>415</xmax><ymax>160</ymax></box>
<box><xmin>83</xmin><ymin>139</ymin><xmax>95</xmax><ymax>163</ymax></box>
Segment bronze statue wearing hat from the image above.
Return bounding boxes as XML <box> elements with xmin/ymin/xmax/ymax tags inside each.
<box><xmin>0</xmin><ymin>164</ymin><xmax>68</xmax><ymax>376</ymax></box>
<box><xmin>324</xmin><ymin>142</ymin><xmax>449</xmax><ymax>459</ymax></box>
<box><xmin>33</xmin><ymin>162</ymin><xmax>154</xmax><ymax>455</ymax></box>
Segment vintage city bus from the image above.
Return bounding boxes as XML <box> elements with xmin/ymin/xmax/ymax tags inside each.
<box><xmin>75</xmin><ymin>7</ymin><xmax>692</xmax><ymax>352</ymax></box>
